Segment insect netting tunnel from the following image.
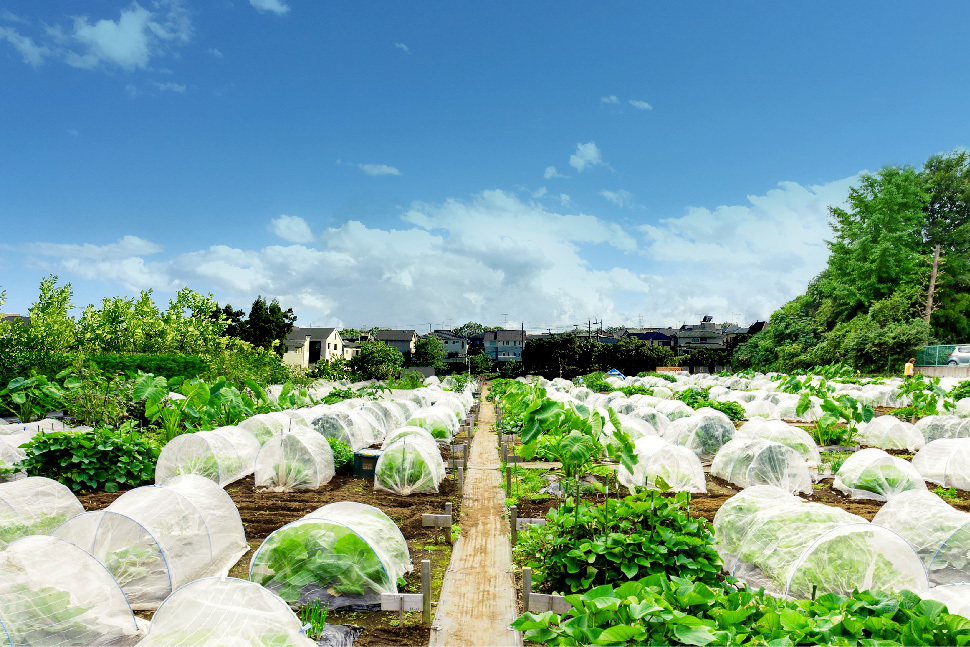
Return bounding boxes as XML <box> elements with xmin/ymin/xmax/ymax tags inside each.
<box><xmin>249</xmin><ymin>501</ymin><xmax>411</xmax><ymax>608</ymax></box>
<box><xmin>735</xmin><ymin>420</ymin><xmax>821</xmax><ymax>476</ymax></box>
<box><xmin>53</xmin><ymin>474</ymin><xmax>248</xmax><ymax>610</ymax></box>
<box><xmin>714</xmin><ymin>488</ymin><xmax>927</xmax><ymax>598</ymax></box>
<box><xmin>254</xmin><ymin>427</ymin><xmax>335</xmax><ymax>491</ymax></box>
<box><xmin>374</xmin><ymin>432</ymin><xmax>445</xmax><ymax>495</ymax></box>
<box><xmin>921</xmin><ymin>584</ymin><xmax>970</xmax><ymax>618</ymax></box>
<box><xmin>914</xmin><ymin>438</ymin><xmax>970</xmax><ymax>490</ymax></box>
<box><xmin>711</xmin><ymin>438</ymin><xmax>813</xmax><ymax>494</ymax></box>
<box><xmin>833</xmin><ymin>448</ymin><xmax>927</xmax><ymax>501</ymax></box>
<box><xmin>0</xmin><ymin>433</ymin><xmax>30</xmax><ymax>483</ymax></box>
<box><xmin>874</xmin><ymin>489</ymin><xmax>970</xmax><ymax>586</ymax></box>
<box><xmin>154</xmin><ymin>426</ymin><xmax>261</xmax><ymax>487</ymax></box>
<box><xmin>0</xmin><ymin>476</ymin><xmax>84</xmax><ymax>550</ymax></box>
<box><xmin>135</xmin><ymin>577</ymin><xmax>316</xmax><ymax>647</ymax></box>
<box><xmin>857</xmin><ymin>415</ymin><xmax>925</xmax><ymax>452</ymax></box>
<box><xmin>917</xmin><ymin>416</ymin><xmax>970</xmax><ymax>443</ymax></box>
<box><xmin>407</xmin><ymin>406</ymin><xmax>459</xmax><ymax>442</ymax></box>
<box><xmin>618</xmin><ymin>435</ymin><xmax>706</xmax><ymax>494</ymax></box>
<box><xmin>0</xmin><ymin>535</ymin><xmax>147</xmax><ymax>646</ymax></box>
<box><xmin>237</xmin><ymin>414</ymin><xmax>286</xmax><ymax>444</ymax></box>
<box><xmin>662</xmin><ymin>409</ymin><xmax>735</xmax><ymax>459</ymax></box>
<box><xmin>308</xmin><ymin>406</ymin><xmax>374</xmax><ymax>451</ymax></box>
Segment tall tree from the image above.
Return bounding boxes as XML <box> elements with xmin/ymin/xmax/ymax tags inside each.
<box><xmin>241</xmin><ymin>296</ymin><xmax>297</xmax><ymax>356</ymax></box>
<box><xmin>412</xmin><ymin>336</ymin><xmax>446</xmax><ymax>371</ymax></box>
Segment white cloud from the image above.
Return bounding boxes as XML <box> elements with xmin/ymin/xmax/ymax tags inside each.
<box><xmin>207</xmin><ymin>47</ymin><xmax>223</xmax><ymax>57</ymax></box>
<box><xmin>559</xmin><ymin>194</ymin><xmax>571</xmax><ymax>207</ymax></box>
<box><xmin>250</xmin><ymin>0</ymin><xmax>290</xmax><ymax>15</ymax></box>
<box><xmin>600</xmin><ymin>189</ymin><xmax>633</xmax><ymax>208</ymax></box>
<box><xmin>63</xmin><ymin>1</ymin><xmax>192</xmax><ymax>71</ymax></box>
<box><xmin>544</xmin><ymin>165</ymin><xmax>566</xmax><ymax>180</ymax></box>
<box><xmin>269</xmin><ymin>214</ymin><xmax>313</xmax><ymax>243</ymax></box>
<box><xmin>0</xmin><ymin>26</ymin><xmax>50</xmax><ymax>66</ymax></box>
<box><xmin>154</xmin><ymin>81</ymin><xmax>185</xmax><ymax>92</ymax></box>
<box><xmin>125</xmin><ymin>84</ymin><xmax>139</xmax><ymax>98</ymax></box>
<box><xmin>359</xmin><ymin>163</ymin><xmax>401</xmax><ymax>176</ymax></box>
<box><xmin>600</xmin><ymin>95</ymin><xmax>619</xmax><ymax>104</ymax></box>
<box><xmin>67</xmin><ymin>129</ymin><xmax>79</xmax><ymax>136</ymax></box>
<box><xmin>629</xmin><ymin>99</ymin><xmax>652</xmax><ymax>110</ymax></box>
<box><xmin>394</xmin><ymin>42</ymin><xmax>410</xmax><ymax>54</ymax></box>
<box><xmin>531</xmin><ymin>187</ymin><xmax>547</xmax><ymax>199</ymax></box>
<box><xmin>569</xmin><ymin>141</ymin><xmax>605</xmax><ymax>172</ymax></box>
<box><xmin>1</xmin><ymin>11</ymin><xmax>28</xmax><ymax>24</ymax></box>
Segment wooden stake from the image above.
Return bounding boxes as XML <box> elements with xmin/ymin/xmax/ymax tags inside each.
<box><xmin>421</xmin><ymin>559</ymin><xmax>431</xmax><ymax>625</ymax></box>
<box><xmin>510</xmin><ymin>505</ymin><xmax>518</xmax><ymax>544</ymax></box>
<box><xmin>523</xmin><ymin>566</ymin><xmax>532</xmax><ymax>612</ymax></box>
<box><xmin>457</xmin><ymin>466</ymin><xmax>464</xmax><ymax>496</ymax></box>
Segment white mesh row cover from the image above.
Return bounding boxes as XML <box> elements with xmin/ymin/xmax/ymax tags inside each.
<box><xmin>735</xmin><ymin>419</ymin><xmax>821</xmax><ymax>475</ymax></box>
<box><xmin>918</xmin><ymin>415</ymin><xmax>970</xmax><ymax>443</ymax></box>
<box><xmin>309</xmin><ymin>407</ymin><xmax>371</xmax><ymax>451</ymax></box>
<box><xmin>249</xmin><ymin>501</ymin><xmax>411</xmax><ymax>608</ymax></box>
<box><xmin>653</xmin><ymin>400</ymin><xmax>693</xmax><ymax>421</ymax></box>
<box><xmin>136</xmin><ymin>577</ymin><xmax>316</xmax><ymax>647</ymax></box>
<box><xmin>914</xmin><ymin>438</ymin><xmax>970</xmax><ymax>490</ymax></box>
<box><xmin>154</xmin><ymin>426</ymin><xmax>261</xmax><ymax>487</ymax></box>
<box><xmin>834</xmin><ymin>448</ymin><xmax>927</xmax><ymax>501</ymax></box>
<box><xmin>0</xmin><ymin>419</ymin><xmax>72</xmax><ymax>435</ymax></box>
<box><xmin>663</xmin><ymin>410</ymin><xmax>735</xmax><ymax>460</ymax></box>
<box><xmin>717</xmin><ymin>496</ymin><xmax>927</xmax><ymax>598</ymax></box>
<box><xmin>713</xmin><ymin>486</ymin><xmax>801</xmax><ymax>566</ymax></box>
<box><xmin>873</xmin><ymin>490</ymin><xmax>970</xmax><ymax>586</ymax></box>
<box><xmin>407</xmin><ymin>406</ymin><xmax>459</xmax><ymax>442</ymax></box>
<box><xmin>614</xmin><ymin>415</ymin><xmax>659</xmax><ymax>441</ymax></box>
<box><xmin>957</xmin><ymin>399</ymin><xmax>970</xmax><ymax>418</ymax></box>
<box><xmin>0</xmin><ymin>477</ymin><xmax>84</xmax><ymax>550</ymax></box>
<box><xmin>254</xmin><ymin>427</ymin><xmax>335</xmax><ymax>492</ymax></box>
<box><xmin>0</xmin><ymin>434</ymin><xmax>29</xmax><ymax>483</ymax></box>
<box><xmin>618</xmin><ymin>436</ymin><xmax>706</xmax><ymax>494</ymax></box>
<box><xmin>237</xmin><ymin>414</ymin><xmax>285</xmax><ymax>444</ymax></box>
<box><xmin>857</xmin><ymin>415</ymin><xmax>925</xmax><ymax>451</ymax></box>
<box><xmin>54</xmin><ymin>475</ymin><xmax>247</xmax><ymax>610</ymax></box>
<box><xmin>0</xmin><ymin>536</ymin><xmax>146</xmax><ymax>646</ymax></box>
<box><xmin>922</xmin><ymin>584</ymin><xmax>970</xmax><ymax>618</ymax></box>
<box><xmin>711</xmin><ymin>438</ymin><xmax>813</xmax><ymax>495</ymax></box>
<box><xmin>743</xmin><ymin>400</ymin><xmax>777</xmax><ymax>419</ymax></box>
<box><xmin>375</xmin><ymin>434</ymin><xmax>445</xmax><ymax>496</ymax></box>
<box><xmin>381</xmin><ymin>426</ymin><xmax>435</xmax><ymax>449</ymax></box>
<box><xmin>629</xmin><ymin>408</ymin><xmax>671</xmax><ymax>435</ymax></box>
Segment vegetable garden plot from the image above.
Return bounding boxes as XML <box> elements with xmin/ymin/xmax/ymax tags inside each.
<box><xmin>375</xmin><ymin>434</ymin><xmax>445</xmax><ymax>495</ymax></box>
<box><xmin>735</xmin><ymin>419</ymin><xmax>821</xmax><ymax>474</ymax></box>
<box><xmin>136</xmin><ymin>577</ymin><xmax>316</xmax><ymax>647</ymax></box>
<box><xmin>614</xmin><ymin>414</ymin><xmax>658</xmax><ymax>440</ymax></box>
<box><xmin>715</xmin><ymin>494</ymin><xmax>927</xmax><ymax>598</ymax></box>
<box><xmin>237</xmin><ymin>414</ymin><xmax>285</xmax><ymax>444</ymax></box>
<box><xmin>0</xmin><ymin>434</ymin><xmax>28</xmax><ymax>482</ymax></box>
<box><xmin>857</xmin><ymin>415</ymin><xmax>925</xmax><ymax>451</ymax></box>
<box><xmin>54</xmin><ymin>475</ymin><xmax>249</xmax><ymax>609</ymax></box>
<box><xmin>914</xmin><ymin>439</ymin><xmax>970</xmax><ymax>490</ymax></box>
<box><xmin>617</xmin><ymin>435</ymin><xmax>706</xmax><ymax>493</ymax></box>
<box><xmin>711</xmin><ymin>438</ymin><xmax>813</xmax><ymax>494</ymax></box>
<box><xmin>249</xmin><ymin>501</ymin><xmax>411</xmax><ymax>608</ymax></box>
<box><xmin>873</xmin><ymin>490</ymin><xmax>970</xmax><ymax>586</ymax></box>
<box><xmin>629</xmin><ymin>407</ymin><xmax>670</xmax><ymax>435</ymax></box>
<box><xmin>254</xmin><ymin>427</ymin><xmax>335</xmax><ymax>491</ymax></box>
<box><xmin>654</xmin><ymin>399</ymin><xmax>693</xmax><ymax>420</ymax></box>
<box><xmin>0</xmin><ymin>535</ymin><xmax>146</xmax><ymax>646</ymax></box>
<box><xmin>155</xmin><ymin>426</ymin><xmax>261</xmax><ymax>487</ymax></box>
<box><xmin>834</xmin><ymin>448</ymin><xmax>927</xmax><ymax>501</ymax></box>
<box><xmin>918</xmin><ymin>415</ymin><xmax>970</xmax><ymax>442</ymax></box>
<box><xmin>407</xmin><ymin>406</ymin><xmax>459</xmax><ymax>442</ymax></box>
<box><xmin>713</xmin><ymin>485</ymin><xmax>801</xmax><ymax>563</ymax></box>
<box><xmin>0</xmin><ymin>476</ymin><xmax>84</xmax><ymax>549</ymax></box>
<box><xmin>742</xmin><ymin>399</ymin><xmax>777</xmax><ymax>419</ymax></box>
<box><xmin>663</xmin><ymin>410</ymin><xmax>735</xmax><ymax>459</ymax></box>
<box><xmin>922</xmin><ymin>584</ymin><xmax>970</xmax><ymax>618</ymax></box>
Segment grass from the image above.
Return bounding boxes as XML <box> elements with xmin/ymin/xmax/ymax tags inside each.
<box><xmin>935</xmin><ymin>486</ymin><xmax>960</xmax><ymax>502</ymax></box>
<box><xmin>820</xmin><ymin>451</ymin><xmax>853</xmax><ymax>476</ymax></box>
<box><xmin>502</xmin><ymin>466</ymin><xmax>554</xmax><ymax>507</ymax></box>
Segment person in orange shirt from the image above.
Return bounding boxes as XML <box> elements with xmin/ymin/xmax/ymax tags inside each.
<box><xmin>904</xmin><ymin>358</ymin><xmax>916</xmax><ymax>377</ymax></box>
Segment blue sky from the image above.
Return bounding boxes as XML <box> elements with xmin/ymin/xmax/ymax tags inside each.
<box><xmin>1</xmin><ymin>1</ymin><xmax>969</xmax><ymax>332</ymax></box>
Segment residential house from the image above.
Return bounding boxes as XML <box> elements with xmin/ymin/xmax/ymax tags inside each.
<box><xmin>0</xmin><ymin>314</ymin><xmax>30</xmax><ymax>326</ymax></box>
<box><xmin>672</xmin><ymin>316</ymin><xmax>725</xmax><ymax>355</ymax></box>
<box><xmin>372</xmin><ymin>329</ymin><xmax>419</xmax><ymax>360</ymax></box>
<box><xmin>283</xmin><ymin>327</ymin><xmax>343</xmax><ymax>368</ymax></box>
<box><xmin>429</xmin><ymin>330</ymin><xmax>468</xmax><ymax>359</ymax></box>
<box><xmin>484</xmin><ymin>329</ymin><xmax>526</xmax><ymax>362</ymax></box>
<box><xmin>342</xmin><ymin>340</ymin><xmax>362</xmax><ymax>361</ymax></box>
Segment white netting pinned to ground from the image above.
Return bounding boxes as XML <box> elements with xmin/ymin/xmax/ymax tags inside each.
<box><xmin>54</xmin><ymin>475</ymin><xmax>248</xmax><ymax>610</ymax></box>
<box><xmin>0</xmin><ymin>476</ymin><xmax>84</xmax><ymax>550</ymax></box>
<box><xmin>375</xmin><ymin>433</ymin><xmax>445</xmax><ymax>495</ymax></box>
<box><xmin>743</xmin><ymin>400</ymin><xmax>777</xmax><ymax>419</ymax></box>
<box><xmin>918</xmin><ymin>415</ymin><xmax>967</xmax><ymax>442</ymax></box>
<box><xmin>618</xmin><ymin>436</ymin><xmax>706</xmax><ymax>493</ymax></box>
<box><xmin>254</xmin><ymin>427</ymin><xmax>335</xmax><ymax>492</ymax></box>
<box><xmin>308</xmin><ymin>405</ymin><xmax>374</xmax><ymax>451</ymax></box>
<box><xmin>237</xmin><ymin>414</ymin><xmax>285</xmax><ymax>444</ymax></box>
<box><xmin>0</xmin><ymin>433</ymin><xmax>29</xmax><ymax>482</ymax></box>
<box><xmin>615</xmin><ymin>414</ymin><xmax>659</xmax><ymax>440</ymax></box>
<box><xmin>663</xmin><ymin>410</ymin><xmax>735</xmax><ymax>459</ymax></box>
<box><xmin>914</xmin><ymin>438</ymin><xmax>970</xmax><ymax>490</ymax></box>
<box><xmin>735</xmin><ymin>419</ymin><xmax>821</xmax><ymax>475</ymax></box>
<box><xmin>136</xmin><ymin>577</ymin><xmax>316</xmax><ymax>647</ymax></box>
<box><xmin>654</xmin><ymin>400</ymin><xmax>693</xmax><ymax>420</ymax></box>
<box><xmin>834</xmin><ymin>448</ymin><xmax>927</xmax><ymax>501</ymax></box>
<box><xmin>715</xmin><ymin>491</ymin><xmax>927</xmax><ymax>598</ymax></box>
<box><xmin>249</xmin><ymin>501</ymin><xmax>411</xmax><ymax>608</ymax></box>
<box><xmin>711</xmin><ymin>438</ymin><xmax>813</xmax><ymax>494</ymax></box>
<box><xmin>154</xmin><ymin>426</ymin><xmax>260</xmax><ymax>487</ymax></box>
<box><xmin>857</xmin><ymin>415</ymin><xmax>925</xmax><ymax>451</ymax></box>
<box><xmin>922</xmin><ymin>584</ymin><xmax>970</xmax><ymax>618</ymax></box>
<box><xmin>713</xmin><ymin>486</ymin><xmax>801</xmax><ymax>566</ymax></box>
<box><xmin>407</xmin><ymin>405</ymin><xmax>459</xmax><ymax>442</ymax></box>
<box><xmin>0</xmin><ymin>535</ymin><xmax>146</xmax><ymax>646</ymax></box>
<box><xmin>873</xmin><ymin>490</ymin><xmax>970</xmax><ymax>586</ymax></box>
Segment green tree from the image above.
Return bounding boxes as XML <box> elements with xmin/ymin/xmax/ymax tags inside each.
<box><xmin>411</xmin><ymin>336</ymin><xmax>445</xmax><ymax>371</ymax></box>
<box><xmin>468</xmin><ymin>351</ymin><xmax>494</xmax><ymax>375</ymax></box>
<box><xmin>350</xmin><ymin>340</ymin><xmax>404</xmax><ymax>380</ymax></box>
<box><xmin>215</xmin><ymin>303</ymin><xmax>246</xmax><ymax>339</ymax></box>
<box><xmin>28</xmin><ymin>275</ymin><xmax>77</xmax><ymax>355</ymax></box>
<box><xmin>160</xmin><ymin>288</ymin><xmax>228</xmax><ymax>357</ymax></box>
<box><xmin>241</xmin><ymin>296</ymin><xmax>297</xmax><ymax>356</ymax></box>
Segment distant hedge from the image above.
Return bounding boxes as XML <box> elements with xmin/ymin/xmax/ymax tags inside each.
<box><xmin>83</xmin><ymin>354</ymin><xmax>209</xmax><ymax>379</ymax></box>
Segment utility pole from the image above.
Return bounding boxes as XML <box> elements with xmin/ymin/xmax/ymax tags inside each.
<box><xmin>924</xmin><ymin>244</ymin><xmax>942</xmax><ymax>325</ymax></box>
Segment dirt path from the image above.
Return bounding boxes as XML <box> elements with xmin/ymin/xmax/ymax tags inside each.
<box><xmin>429</xmin><ymin>383</ymin><xmax>522</xmax><ymax>647</ymax></box>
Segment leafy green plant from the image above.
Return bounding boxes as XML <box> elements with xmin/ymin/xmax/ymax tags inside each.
<box><xmin>637</xmin><ymin>370</ymin><xmax>678</xmax><ymax>382</ymax></box>
<box><xmin>673</xmin><ymin>387</ymin><xmax>745</xmax><ymax>421</ymax></box>
<box><xmin>949</xmin><ymin>380</ymin><xmax>970</xmax><ymax>402</ymax></box>
<box><xmin>2</xmin><ymin>583</ymin><xmax>101</xmax><ymax>643</ymax></box>
<box><xmin>512</xmin><ymin>574</ymin><xmax>970</xmax><ymax>646</ymax></box>
<box><xmin>299</xmin><ymin>600</ymin><xmax>329</xmax><ymax>640</ymax></box>
<box><xmin>20</xmin><ymin>423</ymin><xmax>159</xmax><ymax>492</ymax></box>
<box><xmin>0</xmin><ymin>373</ymin><xmax>77</xmax><ymax>423</ymax></box>
<box><xmin>935</xmin><ymin>486</ymin><xmax>960</xmax><ymax>502</ymax></box>
<box><xmin>327</xmin><ymin>438</ymin><xmax>354</xmax><ymax>474</ymax></box>
<box><xmin>618</xmin><ymin>385</ymin><xmax>653</xmax><ymax>397</ymax></box>
<box><xmin>900</xmin><ymin>373</ymin><xmax>953</xmax><ymax>416</ymax></box>
<box><xmin>514</xmin><ymin>489</ymin><xmax>723</xmax><ymax>594</ymax></box>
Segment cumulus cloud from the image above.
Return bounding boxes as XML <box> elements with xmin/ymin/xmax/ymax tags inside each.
<box><xmin>269</xmin><ymin>214</ymin><xmax>313</xmax><ymax>243</ymax></box>
<box><xmin>0</xmin><ymin>26</ymin><xmax>50</xmax><ymax>66</ymax></box>
<box><xmin>531</xmin><ymin>187</ymin><xmax>547</xmax><ymax>199</ymax></box>
<box><xmin>629</xmin><ymin>99</ymin><xmax>652</xmax><ymax>110</ymax></box>
<box><xmin>569</xmin><ymin>141</ymin><xmax>605</xmax><ymax>173</ymax></box>
<box><xmin>207</xmin><ymin>47</ymin><xmax>223</xmax><ymax>57</ymax></box>
<box><xmin>394</xmin><ymin>42</ymin><xmax>410</xmax><ymax>54</ymax></box>
<box><xmin>359</xmin><ymin>163</ymin><xmax>401</xmax><ymax>176</ymax></box>
<box><xmin>600</xmin><ymin>95</ymin><xmax>619</xmax><ymax>104</ymax></box>
<box><xmin>154</xmin><ymin>81</ymin><xmax>185</xmax><ymax>92</ymax></box>
<box><xmin>600</xmin><ymin>189</ymin><xmax>634</xmax><ymax>208</ymax></box>
<box><xmin>544</xmin><ymin>165</ymin><xmax>566</xmax><ymax>180</ymax></box>
<box><xmin>250</xmin><ymin>0</ymin><xmax>290</xmax><ymax>15</ymax></box>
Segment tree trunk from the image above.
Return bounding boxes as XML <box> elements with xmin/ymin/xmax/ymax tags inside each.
<box><xmin>924</xmin><ymin>244</ymin><xmax>942</xmax><ymax>325</ymax></box>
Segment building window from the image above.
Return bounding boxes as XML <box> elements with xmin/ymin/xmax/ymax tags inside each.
<box><xmin>691</xmin><ymin>338</ymin><xmax>700</xmax><ymax>343</ymax></box>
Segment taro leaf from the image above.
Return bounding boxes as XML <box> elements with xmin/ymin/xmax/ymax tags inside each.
<box><xmin>672</xmin><ymin>623</ymin><xmax>717</xmax><ymax>646</ymax></box>
<box><xmin>594</xmin><ymin>624</ymin><xmax>644</xmax><ymax>645</ymax></box>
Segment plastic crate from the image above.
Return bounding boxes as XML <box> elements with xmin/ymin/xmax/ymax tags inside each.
<box><xmin>353</xmin><ymin>448</ymin><xmax>383</xmax><ymax>478</ymax></box>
